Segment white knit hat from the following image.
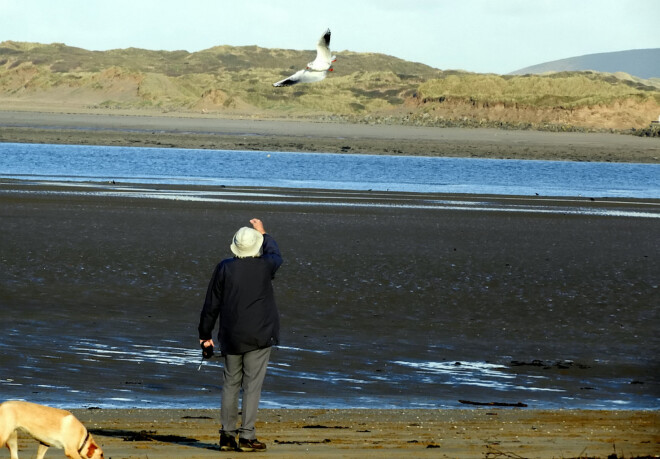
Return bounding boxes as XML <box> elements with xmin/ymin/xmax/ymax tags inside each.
<box><xmin>230</xmin><ymin>227</ymin><xmax>264</xmax><ymax>258</ymax></box>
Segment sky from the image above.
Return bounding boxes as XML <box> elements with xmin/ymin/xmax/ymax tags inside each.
<box><xmin>1</xmin><ymin>0</ymin><xmax>658</xmax><ymax>74</ymax></box>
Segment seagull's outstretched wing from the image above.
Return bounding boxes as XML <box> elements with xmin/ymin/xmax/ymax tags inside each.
<box><xmin>273</xmin><ymin>68</ymin><xmax>328</xmax><ymax>87</ymax></box>
<box><xmin>308</xmin><ymin>28</ymin><xmax>333</xmax><ymax>71</ymax></box>
<box><xmin>273</xmin><ymin>28</ymin><xmax>335</xmax><ymax>87</ymax></box>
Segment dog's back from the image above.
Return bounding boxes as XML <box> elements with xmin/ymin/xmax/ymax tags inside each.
<box><xmin>2</xmin><ymin>399</ymin><xmax>73</xmax><ymax>421</ymax></box>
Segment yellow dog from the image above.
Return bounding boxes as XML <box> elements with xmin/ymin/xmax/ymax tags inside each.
<box><xmin>0</xmin><ymin>401</ymin><xmax>104</xmax><ymax>459</ymax></box>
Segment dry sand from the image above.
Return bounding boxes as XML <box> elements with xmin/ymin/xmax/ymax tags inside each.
<box><xmin>0</xmin><ymin>110</ymin><xmax>659</xmax><ymax>163</ymax></box>
<box><xmin>5</xmin><ymin>408</ymin><xmax>656</xmax><ymax>458</ymax></box>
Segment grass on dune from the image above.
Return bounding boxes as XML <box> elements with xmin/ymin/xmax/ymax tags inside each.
<box><xmin>418</xmin><ymin>72</ymin><xmax>660</xmax><ymax>108</ymax></box>
<box><xmin>1</xmin><ymin>41</ymin><xmax>659</xmax><ymax>130</ymax></box>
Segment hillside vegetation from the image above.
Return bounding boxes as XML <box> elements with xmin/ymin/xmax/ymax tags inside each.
<box><xmin>1</xmin><ymin>41</ymin><xmax>659</xmax><ymax>132</ymax></box>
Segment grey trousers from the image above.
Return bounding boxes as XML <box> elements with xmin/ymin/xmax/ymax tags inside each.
<box><xmin>221</xmin><ymin>346</ymin><xmax>271</xmax><ymax>439</ymax></box>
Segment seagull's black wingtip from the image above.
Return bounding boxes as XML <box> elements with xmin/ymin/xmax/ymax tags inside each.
<box><xmin>273</xmin><ymin>79</ymin><xmax>296</xmax><ymax>87</ymax></box>
<box><xmin>322</xmin><ymin>29</ymin><xmax>331</xmax><ymax>47</ymax></box>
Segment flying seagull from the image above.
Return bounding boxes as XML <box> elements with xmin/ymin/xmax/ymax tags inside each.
<box><xmin>273</xmin><ymin>29</ymin><xmax>336</xmax><ymax>87</ymax></box>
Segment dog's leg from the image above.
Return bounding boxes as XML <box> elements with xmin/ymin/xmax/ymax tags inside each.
<box><xmin>36</xmin><ymin>442</ymin><xmax>50</xmax><ymax>459</ymax></box>
<box><xmin>6</xmin><ymin>430</ymin><xmax>19</xmax><ymax>459</ymax></box>
<box><xmin>62</xmin><ymin>420</ymin><xmax>91</xmax><ymax>459</ymax></box>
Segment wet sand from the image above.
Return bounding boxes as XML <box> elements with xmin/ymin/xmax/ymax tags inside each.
<box><xmin>5</xmin><ymin>408</ymin><xmax>654</xmax><ymax>458</ymax></box>
<box><xmin>1</xmin><ymin>110</ymin><xmax>659</xmax><ymax>162</ymax></box>
<box><xmin>1</xmin><ymin>181</ymin><xmax>658</xmax><ymax>410</ymax></box>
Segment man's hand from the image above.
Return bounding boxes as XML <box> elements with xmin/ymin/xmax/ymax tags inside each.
<box><xmin>250</xmin><ymin>218</ymin><xmax>266</xmax><ymax>235</ymax></box>
<box><xmin>200</xmin><ymin>339</ymin><xmax>214</xmax><ymax>348</ymax></box>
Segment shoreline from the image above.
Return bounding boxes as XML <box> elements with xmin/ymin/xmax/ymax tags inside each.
<box><xmin>1</xmin><ymin>109</ymin><xmax>659</xmax><ymax>163</ymax></box>
<box><xmin>58</xmin><ymin>408</ymin><xmax>658</xmax><ymax>458</ymax></box>
<box><xmin>2</xmin><ymin>179</ymin><xmax>659</xmax><ymax>218</ymax></box>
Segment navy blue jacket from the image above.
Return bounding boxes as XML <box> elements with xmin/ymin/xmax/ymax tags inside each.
<box><xmin>198</xmin><ymin>234</ymin><xmax>283</xmax><ymax>355</ymax></box>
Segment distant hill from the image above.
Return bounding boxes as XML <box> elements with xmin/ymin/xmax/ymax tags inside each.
<box><xmin>1</xmin><ymin>41</ymin><xmax>659</xmax><ymax>132</ymax></box>
<box><xmin>510</xmin><ymin>49</ymin><xmax>660</xmax><ymax>79</ymax></box>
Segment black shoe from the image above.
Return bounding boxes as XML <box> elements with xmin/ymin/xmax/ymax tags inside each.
<box><xmin>219</xmin><ymin>432</ymin><xmax>238</xmax><ymax>451</ymax></box>
<box><xmin>238</xmin><ymin>438</ymin><xmax>267</xmax><ymax>452</ymax></box>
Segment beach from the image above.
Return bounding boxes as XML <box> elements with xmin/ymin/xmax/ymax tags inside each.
<box><xmin>1</xmin><ymin>110</ymin><xmax>659</xmax><ymax>163</ymax></box>
<box><xmin>2</xmin><ymin>407</ymin><xmax>657</xmax><ymax>458</ymax></box>
<box><xmin>35</xmin><ymin>408</ymin><xmax>657</xmax><ymax>458</ymax></box>
<box><xmin>1</xmin><ymin>111</ymin><xmax>659</xmax><ymax>458</ymax></box>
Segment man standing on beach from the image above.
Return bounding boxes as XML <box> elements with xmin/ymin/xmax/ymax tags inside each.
<box><xmin>198</xmin><ymin>218</ymin><xmax>283</xmax><ymax>452</ymax></box>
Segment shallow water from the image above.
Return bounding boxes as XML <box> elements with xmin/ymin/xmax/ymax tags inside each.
<box><xmin>1</xmin><ymin>142</ymin><xmax>660</xmax><ymax>197</ymax></box>
<box><xmin>1</xmin><ymin>296</ymin><xmax>658</xmax><ymax>410</ymax></box>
